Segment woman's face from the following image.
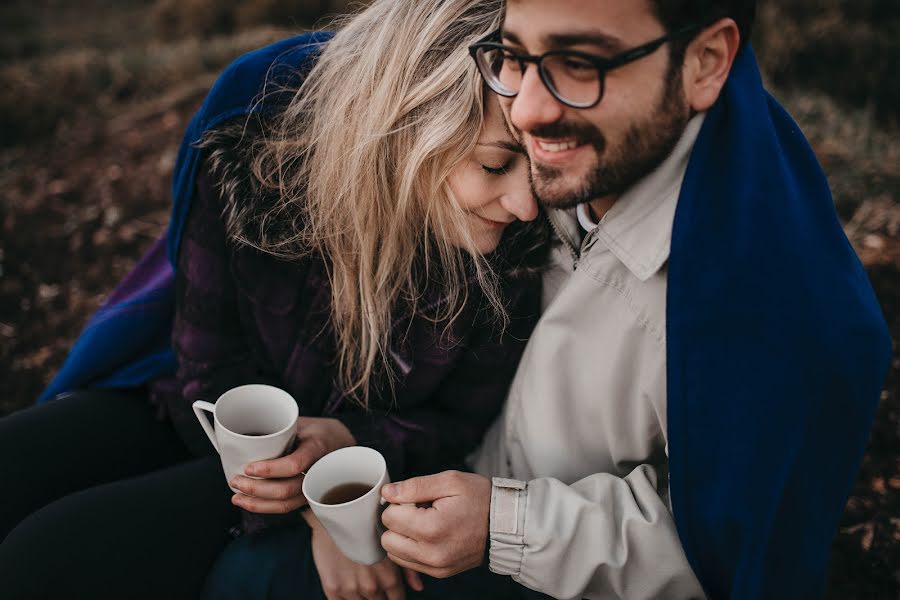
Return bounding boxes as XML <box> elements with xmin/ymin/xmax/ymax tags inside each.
<box><xmin>448</xmin><ymin>97</ymin><xmax>537</xmax><ymax>254</ymax></box>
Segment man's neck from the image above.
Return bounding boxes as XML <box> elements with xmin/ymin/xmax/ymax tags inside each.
<box><xmin>587</xmin><ymin>195</ymin><xmax>618</xmax><ymax>222</ymax></box>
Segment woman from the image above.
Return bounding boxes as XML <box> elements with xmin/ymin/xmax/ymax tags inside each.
<box><xmin>0</xmin><ymin>0</ymin><xmax>546</xmax><ymax>598</ymax></box>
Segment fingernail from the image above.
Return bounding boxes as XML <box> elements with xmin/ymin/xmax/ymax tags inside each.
<box><xmin>383</xmin><ymin>483</ymin><xmax>396</xmax><ymax>496</ymax></box>
<box><xmin>231</xmin><ymin>494</ymin><xmax>242</xmax><ymax>506</ymax></box>
<box><xmin>245</xmin><ymin>466</ymin><xmax>257</xmax><ymax>476</ymax></box>
<box><xmin>229</xmin><ymin>478</ymin><xmax>240</xmax><ymax>489</ymax></box>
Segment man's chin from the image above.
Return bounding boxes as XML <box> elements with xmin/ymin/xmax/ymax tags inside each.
<box><xmin>531</xmin><ymin>168</ymin><xmax>594</xmax><ymax>210</ymax></box>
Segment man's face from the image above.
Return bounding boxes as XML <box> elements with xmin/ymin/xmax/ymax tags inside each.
<box><xmin>502</xmin><ymin>0</ymin><xmax>691</xmax><ymax>209</ymax></box>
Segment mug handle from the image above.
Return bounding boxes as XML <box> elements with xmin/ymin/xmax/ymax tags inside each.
<box><xmin>192</xmin><ymin>400</ymin><xmax>219</xmax><ymax>453</ymax></box>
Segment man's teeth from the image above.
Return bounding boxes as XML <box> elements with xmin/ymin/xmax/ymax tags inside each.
<box><xmin>537</xmin><ymin>139</ymin><xmax>579</xmax><ymax>152</ymax></box>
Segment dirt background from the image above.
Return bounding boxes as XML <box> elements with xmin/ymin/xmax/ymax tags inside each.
<box><xmin>1</xmin><ymin>1</ymin><xmax>898</xmax><ymax>596</ymax></box>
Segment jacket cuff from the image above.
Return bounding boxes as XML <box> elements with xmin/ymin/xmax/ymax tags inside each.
<box><xmin>488</xmin><ymin>477</ymin><xmax>527</xmax><ymax>577</ymax></box>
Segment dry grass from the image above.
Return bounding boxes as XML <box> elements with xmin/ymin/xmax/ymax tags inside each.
<box><xmin>150</xmin><ymin>0</ymin><xmax>355</xmax><ymax>40</ymax></box>
<box><xmin>754</xmin><ymin>0</ymin><xmax>900</xmax><ymax>126</ymax></box>
<box><xmin>0</xmin><ymin>27</ymin><xmax>296</xmax><ymax>145</ymax></box>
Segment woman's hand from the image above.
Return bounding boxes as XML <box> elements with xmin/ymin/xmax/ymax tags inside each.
<box><xmin>230</xmin><ymin>416</ymin><xmax>356</xmax><ymax>514</ymax></box>
<box><xmin>305</xmin><ymin>511</ymin><xmax>424</xmax><ymax>600</ymax></box>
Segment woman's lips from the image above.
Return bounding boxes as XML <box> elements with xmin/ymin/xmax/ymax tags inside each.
<box><xmin>475</xmin><ymin>214</ymin><xmax>512</xmax><ymax>230</ymax></box>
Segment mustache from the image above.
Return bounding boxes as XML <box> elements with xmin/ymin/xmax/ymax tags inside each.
<box><xmin>526</xmin><ymin>122</ymin><xmax>606</xmax><ymax>150</ymax></box>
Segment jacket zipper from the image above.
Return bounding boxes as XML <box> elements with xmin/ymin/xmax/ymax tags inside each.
<box><xmin>546</xmin><ymin>209</ymin><xmax>581</xmax><ymax>270</ymax></box>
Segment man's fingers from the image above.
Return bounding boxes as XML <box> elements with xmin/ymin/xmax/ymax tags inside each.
<box><xmin>385</xmin><ymin>553</ymin><xmax>429</xmax><ymax>575</ymax></box>
<box><xmin>231</xmin><ymin>492</ymin><xmax>305</xmax><ymax>514</ymax></box>
<box><xmin>386</xmin><ymin>553</ymin><xmax>450</xmax><ymax>580</ymax></box>
<box><xmin>380</xmin><ymin>530</ymin><xmax>420</xmax><ymax>564</ymax></box>
<box><xmin>381</xmin><ymin>529</ymin><xmax>443</xmax><ymax>567</ymax></box>
<box><xmin>381</xmin><ymin>471</ymin><xmax>465</xmax><ymax>504</ymax></box>
<box><xmin>380</xmin><ymin>503</ymin><xmax>436</xmax><ymax>540</ymax></box>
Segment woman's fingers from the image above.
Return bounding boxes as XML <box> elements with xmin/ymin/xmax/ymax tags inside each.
<box><xmin>230</xmin><ymin>491</ymin><xmax>306</xmax><ymax>514</ymax></box>
<box><xmin>230</xmin><ymin>474</ymin><xmax>304</xmax><ymax>501</ymax></box>
<box><xmin>244</xmin><ymin>438</ymin><xmax>325</xmax><ymax>478</ymax></box>
<box><xmin>373</xmin><ymin>560</ymin><xmax>406</xmax><ymax>600</ymax></box>
<box><xmin>402</xmin><ymin>567</ymin><xmax>424</xmax><ymax>593</ymax></box>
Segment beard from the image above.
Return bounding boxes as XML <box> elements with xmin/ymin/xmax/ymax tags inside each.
<box><xmin>528</xmin><ymin>69</ymin><xmax>691</xmax><ymax>210</ymax></box>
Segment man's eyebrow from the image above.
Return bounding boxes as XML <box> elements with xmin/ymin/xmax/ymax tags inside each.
<box><xmin>547</xmin><ymin>32</ymin><xmax>626</xmax><ymax>53</ymax></box>
<box><xmin>502</xmin><ymin>29</ymin><xmax>626</xmax><ymax>54</ymax></box>
<box><xmin>501</xmin><ymin>30</ymin><xmax>524</xmax><ymax>46</ymax></box>
<box><xmin>477</xmin><ymin>140</ymin><xmax>525</xmax><ymax>154</ymax></box>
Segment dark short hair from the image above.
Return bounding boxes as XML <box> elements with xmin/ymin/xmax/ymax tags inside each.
<box><xmin>651</xmin><ymin>0</ymin><xmax>756</xmax><ymax>59</ymax></box>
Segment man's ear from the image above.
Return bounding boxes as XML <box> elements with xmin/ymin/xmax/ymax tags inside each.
<box><xmin>682</xmin><ymin>18</ymin><xmax>741</xmax><ymax>113</ymax></box>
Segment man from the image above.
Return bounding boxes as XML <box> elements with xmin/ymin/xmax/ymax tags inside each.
<box><xmin>381</xmin><ymin>1</ymin><xmax>891</xmax><ymax>598</ymax></box>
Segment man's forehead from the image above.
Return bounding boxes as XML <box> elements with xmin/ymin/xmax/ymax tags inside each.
<box><xmin>503</xmin><ymin>0</ymin><xmax>662</xmax><ymax>51</ymax></box>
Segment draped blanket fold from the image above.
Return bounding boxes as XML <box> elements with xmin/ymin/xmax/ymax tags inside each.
<box><xmin>39</xmin><ymin>32</ymin><xmax>333</xmax><ymax>403</ymax></box>
<box><xmin>40</xmin><ymin>38</ymin><xmax>890</xmax><ymax>597</ymax></box>
<box><xmin>666</xmin><ymin>47</ymin><xmax>890</xmax><ymax>597</ymax></box>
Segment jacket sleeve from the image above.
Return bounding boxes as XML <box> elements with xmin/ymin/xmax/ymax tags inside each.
<box><xmin>333</xmin><ymin>283</ymin><xmax>541</xmax><ymax>481</ymax></box>
<box><xmin>168</xmin><ymin>164</ymin><xmax>276</xmax><ymax>457</ymax></box>
<box><xmin>488</xmin><ymin>467</ymin><xmax>705</xmax><ymax>600</ymax></box>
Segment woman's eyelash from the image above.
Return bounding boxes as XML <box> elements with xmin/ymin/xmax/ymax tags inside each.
<box><xmin>482</xmin><ymin>162</ymin><xmax>512</xmax><ymax>176</ymax></box>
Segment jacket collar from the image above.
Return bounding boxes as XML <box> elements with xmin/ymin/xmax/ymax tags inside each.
<box><xmin>582</xmin><ymin>113</ymin><xmax>705</xmax><ymax>282</ymax></box>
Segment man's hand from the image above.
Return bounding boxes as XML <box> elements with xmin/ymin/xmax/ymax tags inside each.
<box><xmin>230</xmin><ymin>417</ymin><xmax>356</xmax><ymax>514</ymax></box>
<box><xmin>304</xmin><ymin>511</ymin><xmax>423</xmax><ymax>600</ymax></box>
<box><xmin>380</xmin><ymin>471</ymin><xmax>492</xmax><ymax>579</ymax></box>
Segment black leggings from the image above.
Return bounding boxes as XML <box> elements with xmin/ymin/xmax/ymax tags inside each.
<box><xmin>0</xmin><ymin>390</ymin><xmax>240</xmax><ymax>599</ymax></box>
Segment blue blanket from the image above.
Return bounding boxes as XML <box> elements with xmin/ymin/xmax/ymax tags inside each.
<box><xmin>666</xmin><ymin>47</ymin><xmax>890</xmax><ymax>597</ymax></box>
<box><xmin>40</xmin><ymin>36</ymin><xmax>890</xmax><ymax>598</ymax></box>
<box><xmin>39</xmin><ymin>32</ymin><xmax>332</xmax><ymax>402</ymax></box>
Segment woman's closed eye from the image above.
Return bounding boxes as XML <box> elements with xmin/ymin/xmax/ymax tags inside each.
<box><xmin>481</xmin><ymin>159</ymin><xmax>513</xmax><ymax>176</ymax></box>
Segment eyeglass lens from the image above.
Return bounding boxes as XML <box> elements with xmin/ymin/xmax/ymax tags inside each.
<box><xmin>476</xmin><ymin>46</ymin><xmax>602</xmax><ymax>107</ymax></box>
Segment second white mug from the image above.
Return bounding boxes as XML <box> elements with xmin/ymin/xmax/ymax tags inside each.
<box><xmin>302</xmin><ymin>446</ymin><xmax>390</xmax><ymax>565</ymax></box>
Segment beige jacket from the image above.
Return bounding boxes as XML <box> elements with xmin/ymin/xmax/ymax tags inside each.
<box><xmin>470</xmin><ymin>116</ymin><xmax>707</xmax><ymax>600</ymax></box>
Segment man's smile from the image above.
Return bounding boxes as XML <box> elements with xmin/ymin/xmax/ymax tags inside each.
<box><xmin>528</xmin><ymin>135</ymin><xmax>592</xmax><ymax>165</ymax></box>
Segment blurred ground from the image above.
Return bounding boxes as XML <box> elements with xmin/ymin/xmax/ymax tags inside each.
<box><xmin>1</xmin><ymin>0</ymin><xmax>898</xmax><ymax>596</ymax></box>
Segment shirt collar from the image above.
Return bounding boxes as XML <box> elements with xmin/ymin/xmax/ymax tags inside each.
<box><xmin>587</xmin><ymin>113</ymin><xmax>705</xmax><ymax>282</ymax></box>
<box><xmin>576</xmin><ymin>202</ymin><xmax>598</xmax><ymax>232</ymax></box>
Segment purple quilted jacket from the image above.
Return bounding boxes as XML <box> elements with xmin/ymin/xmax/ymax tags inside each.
<box><xmin>149</xmin><ymin>118</ymin><xmax>548</xmax><ymax>489</ymax></box>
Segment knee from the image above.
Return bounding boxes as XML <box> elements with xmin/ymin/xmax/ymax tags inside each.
<box><xmin>202</xmin><ymin>524</ymin><xmax>315</xmax><ymax>600</ymax></box>
<box><xmin>202</xmin><ymin>534</ymin><xmax>265</xmax><ymax>599</ymax></box>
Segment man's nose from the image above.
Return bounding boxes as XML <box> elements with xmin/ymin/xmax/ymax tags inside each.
<box><xmin>509</xmin><ymin>65</ymin><xmax>565</xmax><ymax>134</ymax></box>
<box><xmin>501</xmin><ymin>189</ymin><xmax>538</xmax><ymax>222</ymax></box>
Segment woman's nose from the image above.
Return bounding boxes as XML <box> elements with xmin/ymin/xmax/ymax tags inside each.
<box><xmin>501</xmin><ymin>189</ymin><xmax>538</xmax><ymax>222</ymax></box>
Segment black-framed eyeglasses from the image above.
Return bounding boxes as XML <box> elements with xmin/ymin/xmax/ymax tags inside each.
<box><xmin>468</xmin><ymin>25</ymin><xmax>701</xmax><ymax>109</ymax></box>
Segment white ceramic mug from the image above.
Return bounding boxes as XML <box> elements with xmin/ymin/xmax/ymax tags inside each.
<box><xmin>192</xmin><ymin>384</ymin><xmax>299</xmax><ymax>493</ymax></box>
<box><xmin>302</xmin><ymin>446</ymin><xmax>391</xmax><ymax>565</ymax></box>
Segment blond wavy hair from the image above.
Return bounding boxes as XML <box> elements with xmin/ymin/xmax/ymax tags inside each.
<box><xmin>250</xmin><ymin>0</ymin><xmax>506</xmax><ymax>406</ymax></box>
